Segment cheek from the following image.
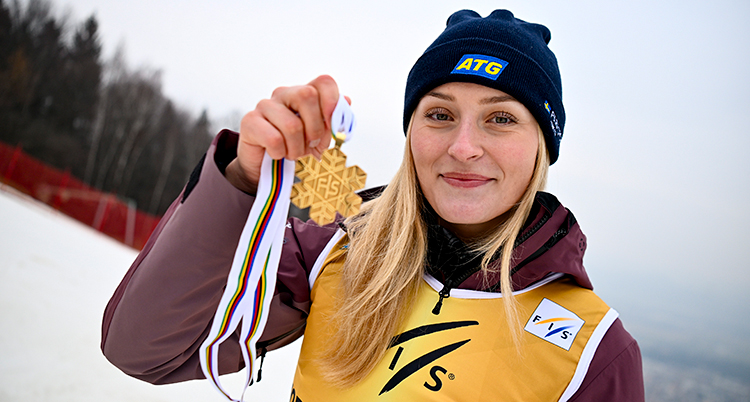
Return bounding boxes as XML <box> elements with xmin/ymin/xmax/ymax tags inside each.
<box><xmin>513</xmin><ymin>147</ymin><xmax>538</xmax><ymax>174</ymax></box>
<box><xmin>410</xmin><ymin>130</ymin><xmax>441</xmax><ymax>175</ymax></box>
<box><xmin>410</xmin><ymin>131</ymin><xmax>445</xmax><ymax>208</ymax></box>
<box><xmin>497</xmin><ymin>135</ymin><xmax>538</xmax><ymax>186</ymax></box>
<box><xmin>519</xmin><ymin>145</ymin><xmax>539</xmax><ymax>186</ymax></box>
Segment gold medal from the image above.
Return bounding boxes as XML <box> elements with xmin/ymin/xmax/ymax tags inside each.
<box><xmin>291</xmin><ymin>134</ymin><xmax>367</xmax><ymax>225</ymax></box>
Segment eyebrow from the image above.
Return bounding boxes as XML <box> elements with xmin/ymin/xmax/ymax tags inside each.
<box><xmin>424</xmin><ymin>91</ymin><xmax>454</xmax><ymax>101</ymax></box>
<box><xmin>424</xmin><ymin>91</ymin><xmax>518</xmax><ymax>105</ymax></box>
<box><xmin>479</xmin><ymin>94</ymin><xmax>518</xmax><ymax>105</ymax></box>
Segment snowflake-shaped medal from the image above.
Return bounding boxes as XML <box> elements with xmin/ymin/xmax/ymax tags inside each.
<box><xmin>290</xmin><ymin>95</ymin><xmax>367</xmax><ymax>225</ymax></box>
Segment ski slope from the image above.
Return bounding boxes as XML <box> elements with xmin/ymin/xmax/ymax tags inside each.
<box><xmin>0</xmin><ymin>187</ymin><xmax>300</xmax><ymax>401</ymax></box>
<box><xmin>4</xmin><ymin>185</ymin><xmax>750</xmax><ymax>402</ymax></box>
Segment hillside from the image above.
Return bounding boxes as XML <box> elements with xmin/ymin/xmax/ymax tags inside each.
<box><xmin>0</xmin><ymin>186</ymin><xmax>300</xmax><ymax>401</ymax></box>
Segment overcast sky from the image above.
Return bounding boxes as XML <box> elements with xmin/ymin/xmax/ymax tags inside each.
<box><xmin>52</xmin><ymin>0</ymin><xmax>750</xmax><ymax>373</ymax></box>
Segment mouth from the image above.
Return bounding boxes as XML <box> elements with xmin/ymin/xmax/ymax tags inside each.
<box><xmin>440</xmin><ymin>172</ymin><xmax>493</xmax><ymax>188</ymax></box>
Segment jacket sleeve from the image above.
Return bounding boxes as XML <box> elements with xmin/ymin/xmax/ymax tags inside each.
<box><xmin>568</xmin><ymin>318</ymin><xmax>645</xmax><ymax>402</ymax></box>
<box><xmin>100</xmin><ymin>130</ymin><xmax>339</xmax><ymax>385</ymax></box>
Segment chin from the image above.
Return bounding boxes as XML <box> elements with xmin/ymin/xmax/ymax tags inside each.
<box><xmin>436</xmin><ymin>205</ymin><xmax>492</xmax><ymax>225</ymax></box>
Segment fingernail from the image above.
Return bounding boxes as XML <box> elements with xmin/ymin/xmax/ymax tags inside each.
<box><xmin>309</xmin><ymin>139</ymin><xmax>320</xmax><ymax>148</ymax></box>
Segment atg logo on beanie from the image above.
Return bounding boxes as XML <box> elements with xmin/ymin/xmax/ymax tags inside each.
<box><xmin>451</xmin><ymin>54</ymin><xmax>508</xmax><ymax>81</ymax></box>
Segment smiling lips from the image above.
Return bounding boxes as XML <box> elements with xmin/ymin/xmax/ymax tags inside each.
<box><xmin>441</xmin><ymin>172</ymin><xmax>494</xmax><ymax>188</ymax></box>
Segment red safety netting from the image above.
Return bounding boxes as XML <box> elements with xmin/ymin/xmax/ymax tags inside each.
<box><xmin>0</xmin><ymin>141</ymin><xmax>160</xmax><ymax>250</ymax></box>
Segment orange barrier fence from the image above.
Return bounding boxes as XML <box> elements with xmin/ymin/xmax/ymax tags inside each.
<box><xmin>0</xmin><ymin>141</ymin><xmax>160</xmax><ymax>250</ymax></box>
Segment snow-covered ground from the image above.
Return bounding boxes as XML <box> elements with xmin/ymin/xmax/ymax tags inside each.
<box><xmin>3</xmin><ymin>185</ymin><xmax>749</xmax><ymax>402</ymax></box>
<box><xmin>0</xmin><ymin>186</ymin><xmax>300</xmax><ymax>401</ymax></box>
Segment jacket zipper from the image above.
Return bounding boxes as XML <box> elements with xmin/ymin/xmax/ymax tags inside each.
<box><xmin>514</xmin><ymin>211</ymin><xmax>551</xmax><ymax>247</ymax></box>
<box><xmin>432</xmin><ymin>263</ymin><xmax>482</xmax><ymax>315</ymax></box>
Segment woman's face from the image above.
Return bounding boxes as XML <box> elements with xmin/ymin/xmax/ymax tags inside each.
<box><xmin>411</xmin><ymin>82</ymin><xmax>539</xmax><ymax>240</ymax></box>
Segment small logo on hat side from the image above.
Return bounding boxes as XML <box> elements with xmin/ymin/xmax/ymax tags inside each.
<box><xmin>544</xmin><ymin>100</ymin><xmax>562</xmax><ymax>140</ymax></box>
<box><xmin>524</xmin><ymin>298</ymin><xmax>584</xmax><ymax>351</ymax></box>
<box><xmin>451</xmin><ymin>54</ymin><xmax>508</xmax><ymax>81</ymax></box>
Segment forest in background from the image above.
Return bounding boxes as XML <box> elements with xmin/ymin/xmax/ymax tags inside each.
<box><xmin>0</xmin><ymin>0</ymin><xmax>213</xmax><ymax>215</ymax></box>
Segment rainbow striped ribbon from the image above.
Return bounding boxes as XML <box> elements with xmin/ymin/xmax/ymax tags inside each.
<box><xmin>200</xmin><ymin>94</ymin><xmax>355</xmax><ymax>401</ymax></box>
<box><xmin>200</xmin><ymin>152</ymin><xmax>295</xmax><ymax>401</ymax></box>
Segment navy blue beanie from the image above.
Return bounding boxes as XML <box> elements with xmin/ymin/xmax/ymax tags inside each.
<box><xmin>403</xmin><ymin>9</ymin><xmax>565</xmax><ymax>164</ymax></box>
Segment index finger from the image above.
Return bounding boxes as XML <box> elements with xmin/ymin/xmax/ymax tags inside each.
<box><xmin>306</xmin><ymin>75</ymin><xmax>340</xmax><ymax>151</ymax></box>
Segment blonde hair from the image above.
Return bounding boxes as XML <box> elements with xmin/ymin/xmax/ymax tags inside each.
<box><xmin>319</xmin><ymin>125</ymin><xmax>550</xmax><ymax>387</ymax></box>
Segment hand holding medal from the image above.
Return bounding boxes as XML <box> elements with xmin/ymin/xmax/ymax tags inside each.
<box><xmin>202</xmin><ymin>77</ymin><xmax>365</xmax><ymax>401</ymax></box>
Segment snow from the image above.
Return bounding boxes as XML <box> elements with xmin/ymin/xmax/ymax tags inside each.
<box><xmin>0</xmin><ymin>186</ymin><xmax>300</xmax><ymax>401</ymax></box>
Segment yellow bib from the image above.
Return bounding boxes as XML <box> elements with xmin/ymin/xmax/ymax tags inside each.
<box><xmin>291</xmin><ymin>234</ymin><xmax>617</xmax><ymax>402</ymax></box>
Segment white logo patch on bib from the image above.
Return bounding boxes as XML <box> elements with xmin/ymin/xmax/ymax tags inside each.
<box><xmin>524</xmin><ymin>298</ymin><xmax>585</xmax><ymax>351</ymax></box>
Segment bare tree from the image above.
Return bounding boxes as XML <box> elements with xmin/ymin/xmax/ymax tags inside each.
<box><xmin>2</xmin><ymin>0</ymin><xmax>212</xmax><ymax>216</ymax></box>
<box><xmin>1</xmin><ymin>0</ymin><xmax>100</xmax><ymax>178</ymax></box>
<box><xmin>90</xmin><ymin>50</ymin><xmax>164</xmax><ymax>193</ymax></box>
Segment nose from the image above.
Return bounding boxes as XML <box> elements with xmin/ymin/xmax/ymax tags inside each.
<box><xmin>447</xmin><ymin>120</ymin><xmax>483</xmax><ymax>161</ymax></box>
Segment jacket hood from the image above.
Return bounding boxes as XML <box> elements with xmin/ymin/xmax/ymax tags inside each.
<box><xmin>426</xmin><ymin>191</ymin><xmax>592</xmax><ymax>292</ymax></box>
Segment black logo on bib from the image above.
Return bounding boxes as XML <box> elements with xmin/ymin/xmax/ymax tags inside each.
<box><xmin>379</xmin><ymin>320</ymin><xmax>478</xmax><ymax>395</ymax></box>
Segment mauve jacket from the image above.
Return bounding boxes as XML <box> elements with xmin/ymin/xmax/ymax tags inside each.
<box><xmin>101</xmin><ymin>130</ymin><xmax>644</xmax><ymax>401</ymax></box>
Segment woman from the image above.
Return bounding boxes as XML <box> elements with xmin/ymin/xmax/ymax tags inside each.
<box><xmin>102</xmin><ymin>9</ymin><xmax>644</xmax><ymax>401</ymax></box>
